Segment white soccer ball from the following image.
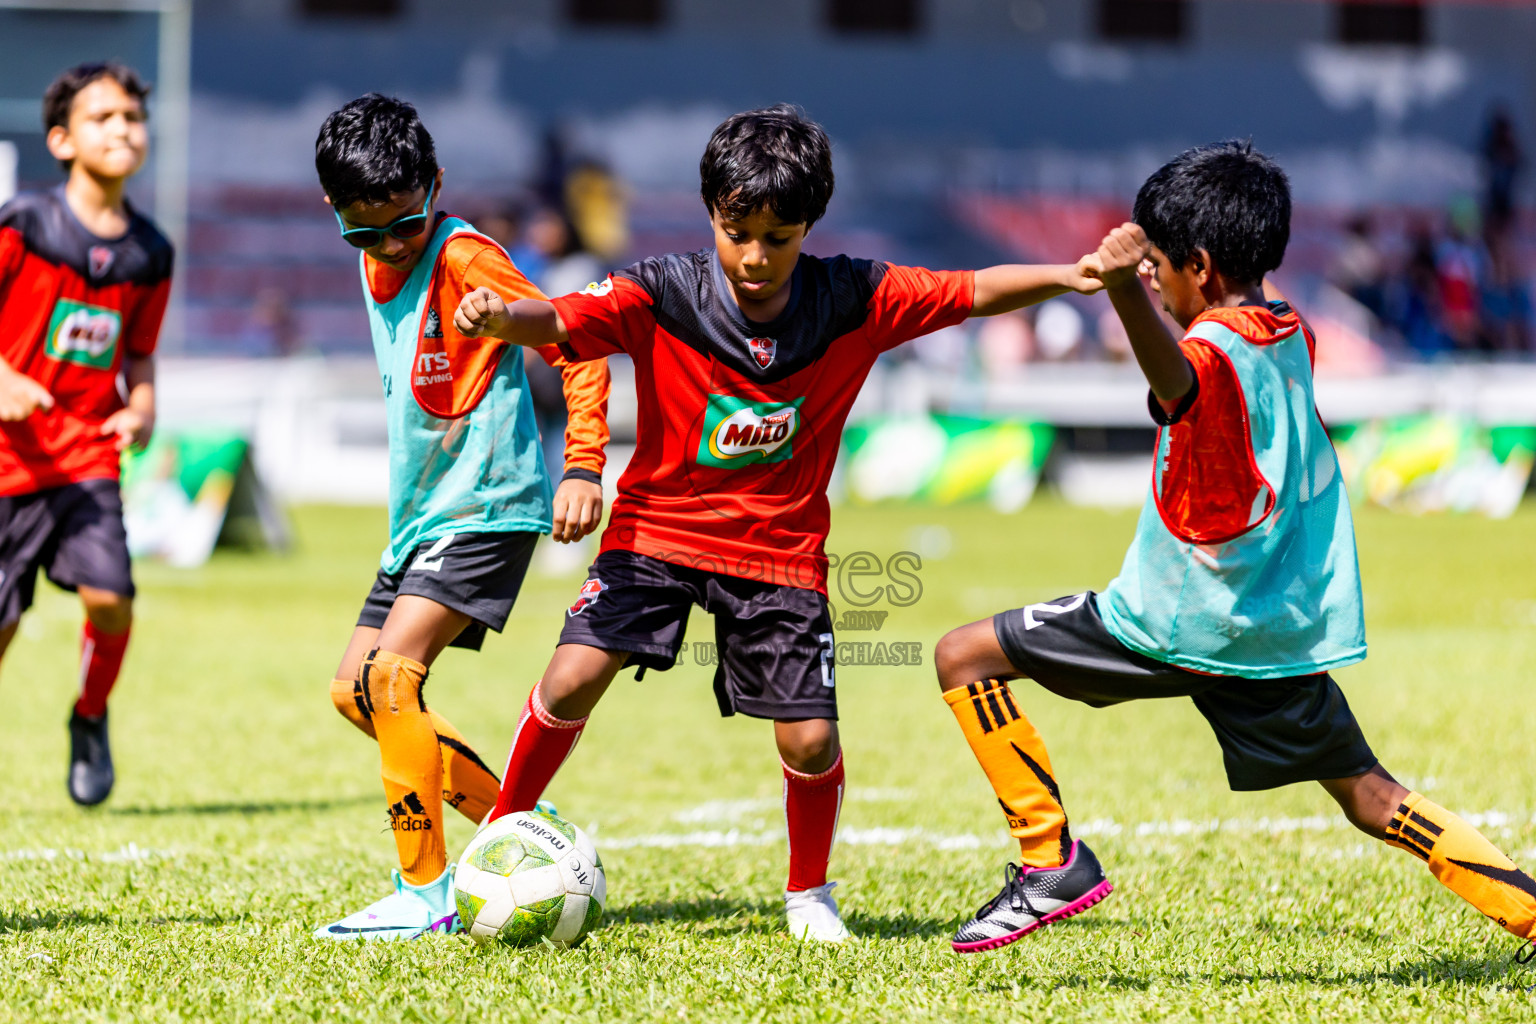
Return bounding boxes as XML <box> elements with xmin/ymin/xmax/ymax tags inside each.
<box><xmin>453</xmin><ymin>809</ymin><xmax>605</xmax><ymax>948</ymax></box>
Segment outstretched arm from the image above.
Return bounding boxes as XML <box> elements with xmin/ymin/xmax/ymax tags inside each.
<box><xmin>455</xmin><ymin>289</ymin><xmax>568</xmax><ymax>348</ymax></box>
<box><xmin>970</xmin><ymin>263</ymin><xmax>1103</xmax><ymax>317</ymax></box>
<box><xmin>1085</xmin><ymin>223</ymin><xmax>1193</xmax><ymax>404</ymax></box>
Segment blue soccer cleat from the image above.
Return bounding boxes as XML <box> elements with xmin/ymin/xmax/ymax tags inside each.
<box><xmin>313</xmin><ymin>866</ymin><xmax>459</xmax><ymax>942</ymax></box>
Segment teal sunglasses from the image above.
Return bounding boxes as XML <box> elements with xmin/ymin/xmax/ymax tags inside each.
<box><xmin>333</xmin><ymin>180</ymin><xmax>436</xmax><ymax>249</ymax></box>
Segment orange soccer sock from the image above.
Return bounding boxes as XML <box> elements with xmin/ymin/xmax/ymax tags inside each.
<box><xmin>1384</xmin><ymin>791</ymin><xmax>1536</xmax><ymax>941</ymax></box>
<box><xmin>330</xmin><ymin>676</ymin><xmax>501</xmax><ymax>824</ymax></box>
<box><xmin>944</xmin><ymin>679</ymin><xmax>1072</xmax><ymax>868</ymax></box>
<box><xmin>430</xmin><ymin>714</ymin><xmax>501</xmax><ymax>824</ymax></box>
<box><xmin>359</xmin><ymin>650</ymin><xmax>445</xmax><ymax>885</ymax></box>
<box><xmin>330</xmin><ymin>677</ymin><xmax>374</xmax><ymax>736</ymax></box>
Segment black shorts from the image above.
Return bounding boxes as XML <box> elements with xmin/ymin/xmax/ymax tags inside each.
<box><xmin>357</xmin><ymin>530</ymin><xmax>539</xmax><ymax>652</ymax></box>
<box><xmin>0</xmin><ymin>479</ymin><xmax>134</xmax><ymax>629</ymax></box>
<box><xmin>992</xmin><ymin>591</ymin><xmax>1378</xmax><ymax>791</ymax></box>
<box><xmin>558</xmin><ymin>549</ymin><xmax>837</xmax><ymax>721</ymax></box>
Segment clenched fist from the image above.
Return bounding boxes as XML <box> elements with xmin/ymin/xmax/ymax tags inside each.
<box><xmin>454</xmin><ymin>286</ymin><xmax>510</xmax><ymax>339</ymax></box>
<box><xmin>1085</xmin><ymin>223</ymin><xmax>1154</xmax><ymax>291</ymax></box>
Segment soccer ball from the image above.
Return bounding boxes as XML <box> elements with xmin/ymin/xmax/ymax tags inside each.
<box><xmin>453</xmin><ymin>809</ymin><xmax>605</xmax><ymax>948</ymax></box>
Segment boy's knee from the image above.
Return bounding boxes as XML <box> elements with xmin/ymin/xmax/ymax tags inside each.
<box><xmin>537</xmin><ymin>672</ymin><xmax>601</xmax><ymax>721</ymax></box>
<box><xmin>1340</xmin><ymin>799</ymin><xmax>1390</xmax><ymax>839</ymax></box>
<box><xmin>777</xmin><ymin>720</ymin><xmax>839</xmax><ymax>775</ymax></box>
<box><xmin>330</xmin><ymin>676</ymin><xmax>374</xmax><ymax>733</ymax></box>
<box><xmin>81</xmin><ymin>591</ymin><xmax>132</xmax><ymax>634</ymax></box>
<box><xmin>1321</xmin><ymin>768</ymin><xmax>1404</xmax><ymax>839</ymax></box>
<box><xmin>359</xmin><ymin>649</ymin><xmax>428</xmax><ymax>717</ymax></box>
<box><xmin>934</xmin><ymin>628</ymin><xmax>976</xmax><ymax>692</ymax></box>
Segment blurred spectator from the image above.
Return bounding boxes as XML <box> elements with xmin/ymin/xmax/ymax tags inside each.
<box><xmin>975</xmin><ymin>309</ymin><xmax>1034</xmax><ymax>375</ymax></box>
<box><xmin>1034</xmin><ymin>299</ymin><xmax>1084</xmax><ymax>361</ymax></box>
<box><xmin>1095</xmin><ymin>307</ymin><xmax>1133</xmax><ymax>363</ymax></box>
<box><xmin>1436</xmin><ymin>198</ymin><xmax>1488</xmax><ymax>351</ymax></box>
<box><xmin>1328</xmin><ymin>215</ymin><xmax>1388</xmax><ymax>322</ymax></box>
<box><xmin>1480</xmin><ymin>234</ymin><xmax>1532</xmax><ymax>353</ymax></box>
<box><xmin>480</xmin><ymin>204</ymin><xmax>571</xmax><ymax>473</ymax></box>
<box><xmin>509</xmin><ymin>206</ymin><xmax>603</xmax><ymax>298</ymax></box>
<box><xmin>240</xmin><ymin>287</ymin><xmax>300</xmax><ymax>356</ymax></box>
<box><xmin>1386</xmin><ymin>216</ymin><xmax>1449</xmax><ymax>357</ymax></box>
<box><xmin>1481</xmin><ymin>106</ymin><xmax>1524</xmax><ymax>242</ymax></box>
<box><xmin>564</xmin><ymin>161</ymin><xmax>629</xmax><ymax>264</ymax></box>
<box><xmin>477</xmin><ymin>203</ymin><xmax>524</xmax><ymax>258</ymax></box>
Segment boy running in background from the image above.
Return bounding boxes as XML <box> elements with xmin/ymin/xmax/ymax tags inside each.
<box><xmin>0</xmin><ymin>62</ymin><xmax>172</xmax><ymax>807</ymax></box>
<box><xmin>935</xmin><ymin>141</ymin><xmax>1536</xmax><ymax>958</ymax></box>
<box><xmin>311</xmin><ymin>94</ymin><xmax>611</xmax><ymax>941</ymax></box>
<box><xmin>454</xmin><ymin>105</ymin><xmax>1102</xmax><ymax>942</ymax></box>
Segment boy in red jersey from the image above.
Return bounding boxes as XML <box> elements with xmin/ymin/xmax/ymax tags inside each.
<box><xmin>455</xmin><ymin>105</ymin><xmax>1102</xmax><ymax>941</ymax></box>
<box><xmin>0</xmin><ymin>62</ymin><xmax>172</xmax><ymax>806</ymax></box>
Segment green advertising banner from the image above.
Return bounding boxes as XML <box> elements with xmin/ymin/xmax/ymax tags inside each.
<box><xmin>1332</xmin><ymin>416</ymin><xmax>1536</xmax><ymax>518</ymax></box>
<box><xmin>841</xmin><ymin>414</ymin><xmax>1055</xmax><ymax>510</ymax></box>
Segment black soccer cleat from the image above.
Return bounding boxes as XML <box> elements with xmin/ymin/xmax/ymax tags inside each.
<box><xmin>68</xmin><ymin>710</ymin><xmax>115</xmax><ymax>807</ymax></box>
<box><xmin>951</xmin><ymin>840</ymin><xmax>1112</xmax><ymax>953</ymax></box>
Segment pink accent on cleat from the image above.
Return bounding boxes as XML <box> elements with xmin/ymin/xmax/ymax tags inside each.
<box><xmin>951</xmin><ymin>879</ymin><xmax>1113</xmax><ymax>954</ymax></box>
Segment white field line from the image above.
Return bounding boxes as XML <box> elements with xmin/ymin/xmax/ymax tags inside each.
<box><xmin>1</xmin><ymin>842</ymin><xmax>171</xmax><ymax>864</ymax></box>
<box><xmin>670</xmin><ymin>789</ymin><xmax>916</xmax><ymax>825</ymax></box>
<box><xmin>4</xmin><ymin>808</ymin><xmax>1531</xmax><ymax>861</ymax></box>
<box><xmin>600</xmin><ymin>809</ymin><xmax>1536</xmax><ymax>852</ymax></box>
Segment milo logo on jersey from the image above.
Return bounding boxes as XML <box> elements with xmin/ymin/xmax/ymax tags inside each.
<box><xmin>45</xmin><ymin>299</ymin><xmax>122</xmax><ymax>369</ymax></box>
<box><xmin>696</xmin><ymin>394</ymin><xmax>805</xmax><ymax>469</ymax></box>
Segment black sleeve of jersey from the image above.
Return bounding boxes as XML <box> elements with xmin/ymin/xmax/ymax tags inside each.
<box><xmin>1148</xmin><ymin>361</ymin><xmax>1200</xmax><ymax>426</ymax></box>
<box><xmin>614</xmin><ymin>252</ymin><xmax>693</xmax><ymax>307</ymax></box>
<box><xmin>820</xmin><ymin>254</ymin><xmax>886</xmax><ymax>317</ymax></box>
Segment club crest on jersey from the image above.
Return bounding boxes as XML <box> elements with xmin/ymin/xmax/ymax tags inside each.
<box><xmin>747</xmin><ymin>337</ymin><xmax>776</xmax><ymax>369</ymax></box>
<box><xmin>44</xmin><ymin>298</ymin><xmax>121</xmax><ymax>369</ymax></box>
<box><xmin>423</xmin><ymin>307</ymin><xmax>443</xmax><ymax>339</ymax></box>
<box><xmin>568</xmin><ymin>577</ymin><xmax>605</xmax><ymax>617</ymax></box>
<box><xmin>88</xmin><ymin>245</ymin><xmax>114</xmax><ymax>279</ymax></box>
<box><xmin>696</xmin><ymin>394</ymin><xmax>805</xmax><ymax>469</ymax></box>
<box><xmin>582</xmin><ymin>278</ymin><xmax>614</xmax><ymax>297</ymax></box>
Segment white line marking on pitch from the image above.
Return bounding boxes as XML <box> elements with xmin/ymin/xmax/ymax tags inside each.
<box><xmin>602</xmin><ymin>810</ymin><xmax>1536</xmax><ymax>851</ymax></box>
<box><xmin>1</xmin><ymin>843</ymin><xmax>172</xmax><ymax>864</ymax></box>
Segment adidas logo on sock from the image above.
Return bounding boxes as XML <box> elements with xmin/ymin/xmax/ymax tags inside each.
<box><xmin>388</xmin><ymin>791</ymin><xmax>433</xmax><ymax>832</ymax></box>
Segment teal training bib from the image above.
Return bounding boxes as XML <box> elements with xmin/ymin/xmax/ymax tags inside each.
<box><xmin>361</xmin><ymin>217</ymin><xmax>552</xmax><ymax>573</ymax></box>
<box><xmin>1099</xmin><ymin>305</ymin><xmax>1367</xmax><ymax>679</ymax></box>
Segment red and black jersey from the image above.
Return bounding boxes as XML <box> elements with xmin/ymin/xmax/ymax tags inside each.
<box><xmin>0</xmin><ymin>187</ymin><xmax>173</xmax><ymax>497</ymax></box>
<box><xmin>553</xmin><ymin>249</ymin><xmax>973</xmax><ymax>593</ymax></box>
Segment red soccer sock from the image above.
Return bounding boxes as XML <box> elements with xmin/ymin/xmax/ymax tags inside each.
<box><xmin>489</xmin><ymin>682</ymin><xmax>587</xmax><ymax>821</ymax></box>
<box><xmin>783</xmin><ymin>752</ymin><xmax>845</xmax><ymax>892</ymax></box>
<box><xmin>74</xmin><ymin>622</ymin><xmax>129</xmax><ymax>719</ymax></box>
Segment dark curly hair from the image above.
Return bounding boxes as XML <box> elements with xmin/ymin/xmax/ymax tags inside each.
<box><xmin>700</xmin><ymin>104</ymin><xmax>834</xmax><ymax>228</ymax></box>
<box><xmin>1132</xmin><ymin>140</ymin><xmax>1291</xmax><ymax>285</ymax></box>
<box><xmin>315</xmin><ymin>93</ymin><xmax>438</xmax><ymax>210</ymax></box>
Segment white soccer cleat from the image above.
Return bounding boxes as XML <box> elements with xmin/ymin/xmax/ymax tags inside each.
<box><xmin>312</xmin><ymin>867</ymin><xmax>459</xmax><ymax>941</ymax></box>
<box><xmin>784</xmin><ymin>881</ymin><xmax>853</xmax><ymax>943</ymax></box>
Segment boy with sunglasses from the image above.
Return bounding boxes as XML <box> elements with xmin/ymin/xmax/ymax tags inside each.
<box><xmin>311</xmin><ymin>93</ymin><xmax>612</xmax><ymax>941</ymax></box>
<box><xmin>0</xmin><ymin>62</ymin><xmax>171</xmax><ymax>807</ymax></box>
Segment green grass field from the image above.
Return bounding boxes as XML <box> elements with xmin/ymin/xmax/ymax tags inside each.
<box><xmin>2</xmin><ymin>497</ymin><xmax>1535</xmax><ymax>1022</ymax></box>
